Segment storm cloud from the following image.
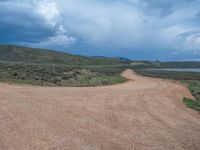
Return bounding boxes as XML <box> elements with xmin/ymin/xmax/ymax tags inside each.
<box><xmin>0</xmin><ymin>0</ymin><xmax>200</xmax><ymax>60</ymax></box>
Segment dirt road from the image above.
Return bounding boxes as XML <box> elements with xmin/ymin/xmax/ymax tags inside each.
<box><xmin>0</xmin><ymin>69</ymin><xmax>200</xmax><ymax>150</ymax></box>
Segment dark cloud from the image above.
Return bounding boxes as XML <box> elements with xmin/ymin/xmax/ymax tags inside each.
<box><xmin>0</xmin><ymin>0</ymin><xmax>200</xmax><ymax>60</ymax></box>
<box><xmin>0</xmin><ymin>1</ymin><xmax>57</xmax><ymax>43</ymax></box>
<box><xmin>0</xmin><ymin>14</ymin><xmax>56</xmax><ymax>43</ymax></box>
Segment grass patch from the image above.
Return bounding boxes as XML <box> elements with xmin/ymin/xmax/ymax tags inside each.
<box><xmin>0</xmin><ymin>62</ymin><xmax>127</xmax><ymax>87</ymax></box>
<box><xmin>182</xmin><ymin>80</ymin><xmax>200</xmax><ymax>112</ymax></box>
<box><xmin>183</xmin><ymin>97</ymin><xmax>200</xmax><ymax>112</ymax></box>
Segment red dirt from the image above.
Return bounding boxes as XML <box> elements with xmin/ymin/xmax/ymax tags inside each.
<box><xmin>0</xmin><ymin>69</ymin><xmax>199</xmax><ymax>150</ymax></box>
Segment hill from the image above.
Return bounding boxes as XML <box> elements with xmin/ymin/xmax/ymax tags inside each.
<box><xmin>0</xmin><ymin>45</ymin><xmax>130</xmax><ymax>86</ymax></box>
<box><xmin>0</xmin><ymin>45</ymin><xmax>129</xmax><ymax>65</ymax></box>
<box><xmin>92</xmin><ymin>56</ymin><xmax>131</xmax><ymax>62</ymax></box>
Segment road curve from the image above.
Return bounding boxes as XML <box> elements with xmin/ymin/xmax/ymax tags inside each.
<box><xmin>0</xmin><ymin>69</ymin><xmax>199</xmax><ymax>150</ymax></box>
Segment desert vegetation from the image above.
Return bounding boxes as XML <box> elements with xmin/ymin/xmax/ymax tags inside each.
<box><xmin>0</xmin><ymin>62</ymin><xmax>126</xmax><ymax>86</ymax></box>
<box><xmin>182</xmin><ymin>80</ymin><xmax>200</xmax><ymax>112</ymax></box>
<box><xmin>0</xmin><ymin>45</ymin><xmax>131</xmax><ymax>86</ymax></box>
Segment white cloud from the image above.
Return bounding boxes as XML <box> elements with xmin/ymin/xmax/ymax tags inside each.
<box><xmin>52</xmin><ymin>0</ymin><xmax>200</xmax><ymax>53</ymax></box>
<box><xmin>27</xmin><ymin>34</ymin><xmax>76</xmax><ymax>50</ymax></box>
<box><xmin>36</xmin><ymin>1</ymin><xmax>61</xmax><ymax>27</ymax></box>
<box><xmin>1</xmin><ymin>0</ymin><xmax>200</xmax><ymax>60</ymax></box>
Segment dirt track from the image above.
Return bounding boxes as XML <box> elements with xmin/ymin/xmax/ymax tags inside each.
<box><xmin>0</xmin><ymin>69</ymin><xmax>200</xmax><ymax>150</ymax></box>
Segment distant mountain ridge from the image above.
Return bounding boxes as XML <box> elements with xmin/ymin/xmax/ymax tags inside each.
<box><xmin>0</xmin><ymin>45</ymin><xmax>130</xmax><ymax>65</ymax></box>
<box><xmin>92</xmin><ymin>56</ymin><xmax>131</xmax><ymax>62</ymax></box>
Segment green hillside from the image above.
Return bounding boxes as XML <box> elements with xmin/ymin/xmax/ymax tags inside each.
<box><xmin>0</xmin><ymin>45</ymin><xmax>129</xmax><ymax>65</ymax></box>
<box><xmin>0</xmin><ymin>45</ymin><xmax>130</xmax><ymax>86</ymax></box>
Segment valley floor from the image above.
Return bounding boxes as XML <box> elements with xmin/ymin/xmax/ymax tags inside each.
<box><xmin>0</xmin><ymin>70</ymin><xmax>200</xmax><ymax>150</ymax></box>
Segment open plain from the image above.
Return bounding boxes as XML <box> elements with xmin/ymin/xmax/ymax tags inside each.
<box><xmin>0</xmin><ymin>69</ymin><xmax>200</xmax><ymax>150</ymax></box>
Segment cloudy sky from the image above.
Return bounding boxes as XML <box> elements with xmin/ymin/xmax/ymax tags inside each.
<box><xmin>0</xmin><ymin>0</ymin><xmax>200</xmax><ymax>60</ymax></box>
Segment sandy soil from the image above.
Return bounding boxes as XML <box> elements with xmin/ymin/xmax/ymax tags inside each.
<box><xmin>0</xmin><ymin>69</ymin><xmax>200</xmax><ymax>150</ymax></box>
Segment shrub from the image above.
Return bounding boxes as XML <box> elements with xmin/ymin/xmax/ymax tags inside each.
<box><xmin>183</xmin><ymin>97</ymin><xmax>200</xmax><ymax>112</ymax></box>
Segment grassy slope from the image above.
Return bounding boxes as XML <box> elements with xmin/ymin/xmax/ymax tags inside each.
<box><xmin>0</xmin><ymin>45</ymin><xmax>131</xmax><ymax>86</ymax></box>
<box><xmin>0</xmin><ymin>45</ymin><xmax>129</xmax><ymax>65</ymax></box>
<box><xmin>182</xmin><ymin>81</ymin><xmax>200</xmax><ymax>112</ymax></box>
<box><xmin>0</xmin><ymin>62</ymin><xmax>127</xmax><ymax>87</ymax></box>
